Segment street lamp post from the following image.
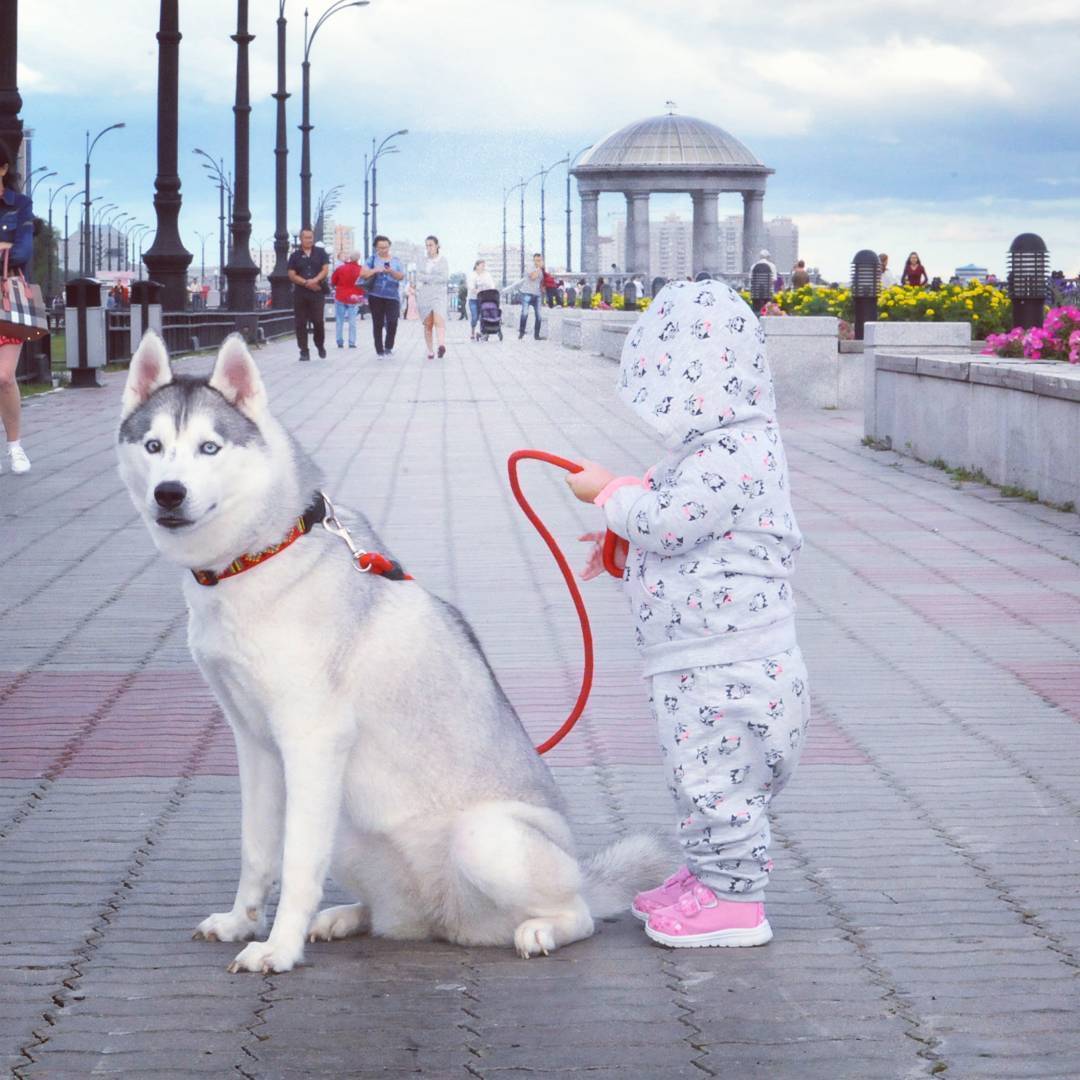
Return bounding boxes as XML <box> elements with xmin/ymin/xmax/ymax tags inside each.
<box><xmin>82</xmin><ymin>122</ymin><xmax>125</xmax><ymax>275</ymax></box>
<box><xmin>369</xmin><ymin>129</ymin><xmax>406</xmax><ymax>252</ymax></box>
<box><xmin>92</xmin><ymin>202</ymin><xmax>116</xmax><ymax>274</ymax></box>
<box><xmin>300</xmin><ymin>1</ymin><xmax>369</xmax><ymax>230</ymax></box>
<box><xmin>520</xmin><ymin>169</ymin><xmax>543</xmax><ymax>278</ymax></box>
<box><xmin>112</xmin><ymin>213</ymin><xmax>135</xmax><ymax>271</ymax></box>
<box><xmin>269</xmin><ymin>0</ymin><xmax>291</xmax><ymax>308</ymax></box>
<box><xmin>193</xmin><ymin>230</ymin><xmax>212</xmax><ymax>300</ymax></box>
<box><xmin>314</xmin><ymin>183</ymin><xmax>342</xmax><ymax>247</ymax></box>
<box><xmin>539</xmin><ymin>155</ymin><xmax>569</xmax><ymax>268</ymax></box>
<box><xmin>103</xmin><ymin>208</ymin><xmax>126</xmax><ymax>271</ymax></box>
<box><xmin>565</xmin><ymin>144</ymin><xmax>591</xmax><ymax>274</ymax></box>
<box><xmin>501</xmin><ymin>180</ymin><xmax>524</xmax><ymax>288</ymax></box>
<box><xmin>130</xmin><ymin>224</ymin><xmax>151</xmax><ymax>280</ymax></box>
<box><xmin>30</xmin><ymin>169</ymin><xmax>56</xmax><ymax>198</ymax></box>
<box><xmin>115</xmin><ymin>216</ymin><xmax>135</xmax><ymax>272</ymax></box>
<box><xmin>362</xmin><ymin>152</ymin><xmax>369</xmax><ymax>261</ymax></box>
<box><xmin>63</xmin><ymin>187</ymin><xmax>85</xmax><ymax>283</ymax></box>
<box><xmin>194</xmin><ymin>149</ymin><xmax>231</xmax><ymax>301</ymax></box>
<box><xmin>226</xmin><ymin>0</ymin><xmax>259</xmax><ymax>312</ymax></box>
<box><xmin>46</xmin><ymin>182</ymin><xmax>73</xmax><ymax>300</ymax></box>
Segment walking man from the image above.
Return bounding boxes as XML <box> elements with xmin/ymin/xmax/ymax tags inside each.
<box><xmin>287</xmin><ymin>228</ymin><xmax>330</xmax><ymax>361</ymax></box>
<box><xmin>518</xmin><ymin>252</ymin><xmax>544</xmax><ymax>340</ymax></box>
<box><xmin>361</xmin><ymin>235</ymin><xmax>406</xmax><ymax>357</ymax></box>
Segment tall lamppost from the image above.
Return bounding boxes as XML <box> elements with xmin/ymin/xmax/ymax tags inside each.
<box><xmin>46</xmin><ymin>181</ymin><xmax>73</xmax><ymax>300</ymax></box>
<box><xmin>0</xmin><ymin>0</ymin><xmax>24</xmax><ymax>169</ymax></box>
<box><xmin>30</xmin><ymin>168</ymin><xmax>56</xmax><ymax>198</ymax></box>
<box><xmin>130</xmin><ymin>224</ymin><xmax>152</xmax><ymax>280</ymax></box>
<box><xmin>299</xmin><ymin>1</ymin><xmax>369</xmax><ymax>229</ymax></box>
<box><xmin>226</xmin><ymin>0</ymin><xmax>259</xmax><ymax>312</ymax></box>
<box><xmin>63</xmin><ymin>187</ymin><xmax>85</xmax><ymax>282</ymax></box>
<box><xmin>314</xmin><ymin>182</ymin><xmax>343</xmax><ymax>246</ymax></box>
<box><xmin>520</xmin><ymin>169</ymin><xmax>543</xmax><ymax>277</ymax></box>
<box><xmin>369</xmin><ymin>129</ymin><xmax>407</xmax><ymax>252</ymax></box>
<box><xmin>269</xmin><ymin>0</ymin><xmax>291</xmax><ymax>308</ymax></box>
<box><xmin>82</xmin><ymin>122</ymin><xmax>125</xmax><ymax>275</ymax></box>
<box><xmin>103</xmin><ymin>207</ymin><xmax>127</xmax><ymax>271</ymax></box>
<box><xmin>92</xmin><ymin>202</ymin><xmax>116</xmax><ymax>274</ymax></box>
<box><xmin>194</xmin><ymin>149</ymin><xmax>231</xmax><ymax>300</ymax></box>
<box><xmin>565</xmin><ymin>144</ymin><xmax>591</xmax><ymax>274</ymax></box>
<box><xmin>501</xmin><ymin>180</ymin><xmax>524</xmax><ymax>287</ymax></box>
<box><xmin>539</xmin><ymin>155</ymin><xmax>569</xmax><ymax>268</ymax></box>
<box><xmin>111</xmin><ymin>212</ymin><xmax>135</xmax><ymax>271</ymax></box>
<box><xmin>193</xmin><ymin>229</ymin><xmax>212</xmax><ymax>301</ymax></box>
<box><xmin>115</xmin><ymin>216</ymin><xmax>136</xmax><ymax>272</ymax></box>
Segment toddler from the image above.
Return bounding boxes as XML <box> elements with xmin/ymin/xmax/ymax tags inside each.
<box><xmin>567</xmin><ymin>279</ymin><xmax>809</xmax><ymax>948</ymax></box>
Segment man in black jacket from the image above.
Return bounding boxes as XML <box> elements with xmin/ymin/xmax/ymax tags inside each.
<box><xmin>287</xmin><ymin>228</ymin><xmax>330</xmax><ymax>361</ymax></box>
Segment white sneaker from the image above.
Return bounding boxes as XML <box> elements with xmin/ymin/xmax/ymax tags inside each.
<box><xmin>9</xmin><ymin>445</ymin><xmax>30</xmax><ymax>474</ymax></box>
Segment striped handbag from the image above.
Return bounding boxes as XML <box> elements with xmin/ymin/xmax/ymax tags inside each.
<box><xmin>0</xmin><ymin>251</ymin><xmax>49</xmax><ymax>342</ymax></box>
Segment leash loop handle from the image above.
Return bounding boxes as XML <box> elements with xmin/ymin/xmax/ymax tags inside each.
<box><xmin>507</xmin><ymin>450</ymin><xmax>597</xmax><ymax>755</ymax></box>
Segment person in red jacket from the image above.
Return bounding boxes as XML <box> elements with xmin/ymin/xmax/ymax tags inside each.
<box><xmin>331</xmin><ymin>252</ymin><xmax>365</xmax><ymax>348</ymax></box>
<box><xmin>542</xmin><ymin>267</ymin><xmax>561</xmax><ymax>308</ymax></box>
<box><xmin>901</xmin><ymin>251</ymin><xmax>928</xmax><ymax>287</ymax></box>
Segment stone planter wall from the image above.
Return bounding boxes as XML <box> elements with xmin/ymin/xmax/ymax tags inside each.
<box><xmin>867</xmin><ymin>345</ymin><xmax>1080</xmax><ymax>509</ymax></box>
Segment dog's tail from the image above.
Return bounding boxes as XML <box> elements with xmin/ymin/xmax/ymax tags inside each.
<box><xmin>580</xmin><ymin>832</ymin><xmax>676</xmax><ymax>919</ymax></box>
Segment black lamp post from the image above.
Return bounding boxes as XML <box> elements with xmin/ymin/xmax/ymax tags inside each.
<box><xmin>63</xmin><ymin>187</ymin><xmax>85</xmax><ymax>283</ymax></box>
<box><xmin>851</xmin><ymin>248</ymin><xmax>881</xmax><ymax>340</ymax></box>
<box><xmin>225</xmin><ymin>0</ymin><xmax>259</xmax><ymax>312</ymax></box>
<box><xmin>92</xmin><ymin>202</ymin><xmax>116</xmax><ymax>274</ymax></box>
<box><xmin>0</xmin><ymin>0</ymin><xmax>23</xmax><ymax>172</ymax></box>
<box><xmin>194</xmin><ymin>149</ymin><xmax>231</xmax><ymax>301</ymax></box>
<box><xmin>143</xmin><ymin>0</ymin><xmax>192</xmax><ymax>311</ymax></box>
<box><xmin>269</xmin><ymin>0</ymin><xmax>291</xmax><ymax>308</ymax></box>
<box><xmin>565</xmin><ymin>144</ymin><xmax>591</xmax><ymax>273</ymax></box>
<box><xmin>501</xmin><ymin>180</ymin><xmax>524</xmax><ymax>287</ymax></box>
<box><xmin>30</xmin><ymin>169</ymin><xmax>56</xmax><ymax>197</ymax></box>
<box><xmin>369</xmin><ymin>129</ymin><xmax>407</xmax><ymax>251</ymax></box>
<box><xmin>112</xmin><ymin>213</ymin><xmax>134</xmax><ymax>271</ymax></box>
<box><xmin>82</xmin><ymin>122</ymin><xmax>125</xmax><ymax>275</ymax></box>
<box><xmin>1007</xmin><ymin>233</ymin><xmax>1048</xmax><ymax>330</ymax></box>
<box><xmin>104</xmin><ymin>208</ymin><xmax>127</xmax><ymax>271</ymax></box>
<box><xmin>130</xmin><ymin>224</ymin><xmax>151</xmax><ymax>280</ymax></box>
<box><xmin>46</xmin><ymin>182</ymin><xmax>73</xmax><ymax>300</ymax></box>
<box><xmin>539</xmin><ymin>156</ymin><xmax>568</xmax><ymax>268</ymax></box>
<box><xmin>299</xmin><ymin>1</ymin><xmax>369</xmax><ymax>230</ymax></box>
<box><xmin>314</xmin><ymin>183</ymin><xmax>343</xmax><ymax>247</ymax></box>
<box><xmin>520</xmin><ymin>169</ymin><xmax>543</xmax><ymax>278</ymax></box>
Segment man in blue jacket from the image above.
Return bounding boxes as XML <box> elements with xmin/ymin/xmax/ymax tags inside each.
<box><xmin>360</xmin><ymin>235</ymin><xmax>405</xmax><ymax>358</ymax></box>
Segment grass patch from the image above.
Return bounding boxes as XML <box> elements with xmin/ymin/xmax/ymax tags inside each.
<box><xmin>861</xmin><ymin>435</ymin><xmax>891</xmax><ymax>451</ymax></box>
<box><xmin>18</xmin><ymin>382</ymin><xmax>56</xmax><ymax>399</ymax></box>
<box><xmin>999</xmin><ymin>484</ymin><xmax>1040</xmax><ymax>503</ymax></box>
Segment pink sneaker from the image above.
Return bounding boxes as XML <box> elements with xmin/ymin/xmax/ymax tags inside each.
<box><xmin>645</xmin><ymin>883</ymin><xmax>773</xmax><ymax>948</ymax></box>
<box><xmin>631</xmin><ymin>866</ymin><xmax>698</xmax><ymax>922</ymax></box>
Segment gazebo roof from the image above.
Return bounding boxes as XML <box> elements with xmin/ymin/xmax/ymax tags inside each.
<box><xmin>576</xmin><ymin>114</ymin><xmax>765</xmax><ymax>171</ymax></box>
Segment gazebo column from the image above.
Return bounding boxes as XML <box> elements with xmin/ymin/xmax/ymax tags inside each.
<box><xmin>742</xmin><ymin>190</ymin><xmax>765</xmax><ymax>273</ymax></box>
<box><xmin>626</xmin><ymin>191</ymin><xmax>650</xmax><ymax>276</ymax></box>
<box><xmin>580</xmin><ymin>190</ymin><xmax>599</xmax><ymax>275</ymax></box>
<box><xmin>692</xmin><ymin>190</ymin><xmax>720</xmax><ymax>276</ymax></box>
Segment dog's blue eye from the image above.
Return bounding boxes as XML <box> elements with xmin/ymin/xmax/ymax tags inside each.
<box><xmin>145</xmin><ymin>439</ymin><xmax>162</xmax><ymax>454</ymax></box>
<box><xmin>201</xmin><ymin>442</ymin><xmax>220</xmax><ymax>456</ymax></box>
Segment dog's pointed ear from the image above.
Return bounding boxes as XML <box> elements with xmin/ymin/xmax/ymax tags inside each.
<box><xmin>209</xmin><ymin>334</ymin><xmax>267</xmax><ymax>416</ymax></box>
<box><xmin>122</xmin><ymin>331</ymin><xmax>173</xmax><ymax>419</ymax></box>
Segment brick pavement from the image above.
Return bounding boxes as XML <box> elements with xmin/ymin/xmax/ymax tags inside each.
<box><xmin>2</xmin><ymin>317</ymin><xmax>1079</xmax><ymax>1078</ymax></box>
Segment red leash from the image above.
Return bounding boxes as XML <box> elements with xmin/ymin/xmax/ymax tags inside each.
<box><xmin>506</xmin><ymin>450</ymin><xmax>626</xmax><ymax>755</ymax></box>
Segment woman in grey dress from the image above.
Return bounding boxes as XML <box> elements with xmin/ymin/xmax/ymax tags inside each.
<box><xmin>416</xmin><ymin>234</ymin><xmax>449</xmax><ymax>358</ymax></box>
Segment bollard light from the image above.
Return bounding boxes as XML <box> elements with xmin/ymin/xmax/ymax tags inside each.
<box><xmin>851</xmin><ymin>249</ymin><xmax>880</xmax><ymax>340</ymax></box>
<box><xmin>1007</xmin><ymin>233</ymin><xmax>1048</xmax><ymax>330</ymax></box>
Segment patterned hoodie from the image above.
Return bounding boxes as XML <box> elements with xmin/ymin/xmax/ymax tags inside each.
<box><xmin>595</xmin><ymin>279</ymin><xmax>803</xmax><ymax>676</ymax></box>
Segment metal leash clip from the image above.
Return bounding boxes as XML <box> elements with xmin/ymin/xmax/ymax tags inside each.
<box><xmin>320</xmin><ymin>492</ymin><xmax>371</xmax><ymax>573</ymax></box>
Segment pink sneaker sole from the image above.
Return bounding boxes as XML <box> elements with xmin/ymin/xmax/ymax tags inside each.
<box><xmin>645</xmin><ymin>917</ymin><xmax>773</xmax><ymax>948</ymax></box>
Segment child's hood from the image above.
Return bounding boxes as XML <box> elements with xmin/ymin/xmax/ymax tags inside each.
<box><xmin>617</xmin><ymin>279</ymin><xmax>775</xmax><ymax>452</ymax></box>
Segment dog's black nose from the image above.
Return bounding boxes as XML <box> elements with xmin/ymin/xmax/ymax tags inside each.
<box><xmin>154</xmin><ymin>481</ymin><xmax>187</xmax><ymax>510</ymax></box>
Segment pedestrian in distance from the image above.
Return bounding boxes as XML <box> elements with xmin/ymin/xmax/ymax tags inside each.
<box><xmin>287</xmin><ymin>227</ymin><xmax>330</xmax><ymax>361</ymax></box>
<box><xmin>467</xmin><ymin>259</ymin><xmax>495</xmax><ymax>340</ymax></box>
<box><xmin>517</xmin><ymin>253</ymin><xmax>544</xmax><ymax>340</ymax></box>
<box><xmin>330</xmin><ymin>251</ymin><xmax>365</xmax><ymax>350</ymax></box>
<box><xmin>360</xmin><ymin>234</ymin><xmax>405</xmax><ymax>357</ymax></box>
<box><xmin>543</xmin><ymin>266</ymin><xmax>560</xmax><ymax>309</ymax></box>
<box><xmin>879</xmin><ymin>253</ymin><xmax>897</xmax><ymax>288</ymax></box>
<box><xmin>457</xmin><ymin>278</ymin><xmax>468</xmax><ymax>320</ymax></box>
<box><xmin>416</xmin><ymin>235</ymin><xmax>449</xmax><ymax>359</ymax></box>
<box><xmin>566</xmin><ymin>278</ymin><xmax>809</xmax><ymax>949</ymax></box>
<box><xmin>790</xmin><ymin>260</ymin><xmax>810</xmax><ymax>288</ymax></box>
<box><xmin>901</xmin><ymin>251</ymin><xmax>928</xmax><ymax>287</ymax></box>
<box><xmin>0</xmin><ymin>142</ymin><xmax>34</xmax><ymax>475</ymax></box>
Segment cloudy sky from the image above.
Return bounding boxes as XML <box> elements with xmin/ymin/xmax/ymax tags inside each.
<box><xmin>14</xmin><ymin>0</ymin><xmax>1080</xmax><ymax>280</ymax></box>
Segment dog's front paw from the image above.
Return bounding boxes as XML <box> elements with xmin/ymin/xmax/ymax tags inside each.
<box><xmin>227</xmin><ymin>938</ymin><xmax>304</xmax><ymax>974</ymax></box>
<box><xmin>514</xmin><ymin>918</ymin><xmax>557</xmax><ymax>959</ymax></box>
<box><xmin>193</xmin><ymin>909</ymin><xmax>264</xmax><ymax>943</ymax></box>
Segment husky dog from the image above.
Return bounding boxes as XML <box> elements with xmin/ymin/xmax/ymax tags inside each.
<box><xmin>116</xmin><ymin>333</ymin><xmax>668</xmax><ymax>974</ymax></box>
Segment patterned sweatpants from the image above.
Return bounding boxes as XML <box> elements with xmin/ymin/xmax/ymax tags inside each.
<box><xmin>650</xmin><ymin>647</ymin><xmax>810</xmax><ymax>900</ymax></box>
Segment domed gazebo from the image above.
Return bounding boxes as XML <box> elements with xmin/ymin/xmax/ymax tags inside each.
<box><xmin>572</xmin><ymin>113</ymin><xmax>773</xmax><ymax>278</ymax></box>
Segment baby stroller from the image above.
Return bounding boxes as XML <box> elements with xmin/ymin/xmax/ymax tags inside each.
<box><xmin>477</xmin><ymin>288</ymin><xmax>503</xmax><ymax>342</ymax></box>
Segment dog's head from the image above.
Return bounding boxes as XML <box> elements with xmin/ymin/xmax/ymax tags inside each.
<box><xmin>117</xmin><ymin>332</ymin><xmax>293</xmax><ymax>569</ymax></box>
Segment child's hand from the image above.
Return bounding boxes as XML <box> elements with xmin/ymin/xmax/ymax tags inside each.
<box><xmin>565</xmin><ymin>461</ymin><xmax>615</xmax><ymax>503</ymax></box>
<box><xmin>577</xmin><ymin>532</ymin><xmax>606</xmax><ymax>580</ymax></box>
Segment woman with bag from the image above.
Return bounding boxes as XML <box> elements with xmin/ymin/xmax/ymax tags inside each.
<box><xmin>0</xmin><ymin>144</ymin><xmax>35</xmax><ymax>475</ymax></box>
